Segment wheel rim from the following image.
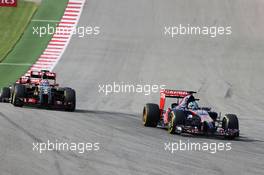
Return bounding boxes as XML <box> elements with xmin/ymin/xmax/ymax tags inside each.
<box><xmin>143</xmin><ymin>107</ymin><xmax>147</xmax><ymax>125</ymax></box>
<box><xmin>168</xmin><ymin>113</ymin><xmax>175</xmax><ymax>133</ymax></box>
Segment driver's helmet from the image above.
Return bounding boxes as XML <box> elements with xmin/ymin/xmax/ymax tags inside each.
<box><xmin>40</xmin><ymin>79</ymin><xmax>49</xmax><ymax>86</ymax></box>
<box><xmin>188</xmin><ymin>101</ymin><xmax>199</xmax><ymax>110</ymax></box>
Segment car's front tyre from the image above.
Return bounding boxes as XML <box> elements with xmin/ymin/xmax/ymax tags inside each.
<box><xmin>222</xmin><ymin>114</ymin><xmax>239</xmax><ymax>139</ymax></box>
<box><xmin>168</xmin><ymin>110</ymin><xmax>185</xmax><ymax>134</ymax></box>
<box><xmin>64</xmin><ymin>88</ymin><xmax>76</xmax><ymax>112</ymax></box>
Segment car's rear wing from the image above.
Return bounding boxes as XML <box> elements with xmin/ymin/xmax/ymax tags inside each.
<box><xmin>16</xmin><ymin>70</ymin><xmax>57</xmax><ymax>85</ymax></box>
<box><xmin>160</xmin><ymin>89</ymin><xmax>196</xmax><ymax>98</ymax></box>
<box><xmin>30</xmin><ymin>71</ymin><xmax>56</xmax><ymax>80</ymax></box>
<box><xmin>159</xmin><ymin>89</ymin><xmax>197</xmax><ymax>114</ymax></box>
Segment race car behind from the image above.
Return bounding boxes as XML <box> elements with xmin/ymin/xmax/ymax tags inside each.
<box><xmin>0</xmin><ymin>70</ymin><xmax>76</xmax><ymax>112</ymax></box>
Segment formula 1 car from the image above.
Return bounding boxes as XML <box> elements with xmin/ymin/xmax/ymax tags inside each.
<box><xmin>0</xmin><ymin>70</ymin><xmax>76</xmax><ymax>111</ymax></box>
<box><xmin>142</xmin><ymin>89</ymin><xmax>239</xmax><ymax>139</ymax></box>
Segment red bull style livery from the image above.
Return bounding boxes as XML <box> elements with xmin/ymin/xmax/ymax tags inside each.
<box><xmin>143</xmin><ymin>89</ymin><xmax>239</xmax><ymax>139</ymax></box>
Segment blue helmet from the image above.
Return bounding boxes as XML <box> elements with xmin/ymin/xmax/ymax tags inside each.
<box><xmin>188</xmin><ymin>101</ymin><xmax>199</xmax><ymax>110</ymax></box>
<box><xmin>40</xmin><ymin>79</ymin><xmax>49</xmax><ymax>86</ymax></box>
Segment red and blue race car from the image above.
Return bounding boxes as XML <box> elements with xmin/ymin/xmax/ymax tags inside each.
<box><xmin>142</xmin><ymin>89</ymin><xmax>239</xmax><ymax>139</ymax></box>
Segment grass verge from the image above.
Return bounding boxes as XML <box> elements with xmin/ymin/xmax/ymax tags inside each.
<box><xmin>0</xmin><ymin>0</ymin><xmax>68</xmax><ymax>88</ymax></box>
<box><xmin>0</xmin><ymin>1</ymin><xmax>37</xmax><ymax>62</ymax></box>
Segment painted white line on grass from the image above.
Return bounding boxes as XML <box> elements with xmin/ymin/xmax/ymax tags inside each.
<box><xmin>31</xmin><ymin>19</ymin><xmax>60</xmax><ymax>23</ymax></box>
<box><xmin>0</xmin><ymin>63</ymin><xmax>32</xmax><ymax>66</ymax></box>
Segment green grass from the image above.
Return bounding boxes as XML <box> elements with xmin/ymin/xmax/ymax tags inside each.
<box><xmin>0</xmin><ymin>1</ymin><xmax>37</xmax><ymax>62</ymax></box>
<box><xmin>0</xmin><ymin>0</ymin><xmax>69</xmax><ymax>88</ymax></box>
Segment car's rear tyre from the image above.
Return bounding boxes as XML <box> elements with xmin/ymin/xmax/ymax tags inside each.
<box><xmin>222</xmin><ymin>114</ymin><xmax>239</xmax><ymax>139</ymax></box>
<box><xmin>64</xmin><ymin>88</ymin><xmax>76</xmax><ymax>112</ymax></box>
<box><xmin>168</xmin><ymin>110</ymin><xmax>185</xmax><ymax>134</ymax></box>
<box><xmin>0</xmin><ymin>87</ymin><xmax>11</xmax><ymax>102</ymax></box>
<box><xmin>12</xmin><ymin>84</ymin><xmax>26</xmax><ymax>107</ymax></box>
<box><xmin>142</xmin><ymin>103</ymin><xmax>160</xmax><ymax>127</ymax></box>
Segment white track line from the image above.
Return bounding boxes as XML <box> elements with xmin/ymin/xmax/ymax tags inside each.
<box><xmin>31</xmin><ymin>19</ymin><xmax>60</xmax><ymax>23</ymax></box>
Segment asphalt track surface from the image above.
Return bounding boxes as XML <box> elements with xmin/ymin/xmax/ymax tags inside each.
<box><xmin>1</xmin><ymin>0</ymin><xmax>264</xmax><ymax>175</ymax></box>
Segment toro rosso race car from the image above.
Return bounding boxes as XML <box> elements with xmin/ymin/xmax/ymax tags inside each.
<box><xmin>143</xmin><ymin>89</ymin><xmax>239</xmax><ymax>139</ymax></box>
<box><xmin>0</xmin><ymin>70</ymin><xmax>76</xmax><ymax>111</ymax></box>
